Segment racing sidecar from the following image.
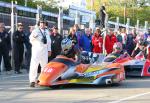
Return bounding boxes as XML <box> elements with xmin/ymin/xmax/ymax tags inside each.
<box><xmin>103</xmin><ymin>52</ymin><xmax>150</xmax><ymax>77</ymax></box>
<box><xmin>38</xmin><ymin>53</ymin><xmax>125</xmax><ymax>87</ymax></box>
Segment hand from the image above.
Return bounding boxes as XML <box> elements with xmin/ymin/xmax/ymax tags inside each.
<box><xmin>135</xmin><ymin>43</ymin><xmax>139</xmax><ymax>50</ymax></box>
<box><xmin>48</xmin><ymin>51</ymin><xmax>51</xmax><ymax>57</ymax></box>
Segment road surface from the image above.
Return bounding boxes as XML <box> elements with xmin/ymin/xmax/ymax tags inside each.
<box><xmin>0</xmin><ymin>71</ymin><xmax>150</xmax><ymax>103</ymax></box>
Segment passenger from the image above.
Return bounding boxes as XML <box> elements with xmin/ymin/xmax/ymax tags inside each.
<box><xmin>131</xmin><ymin>38</ymin><xmax>148</xmax><ymax>58</ymax></box>
<box><xmin>109</xmin><ymin>42</ymin><xmax>124</xmax><ymax>58</ymax></box>
<box><xmin>104</xmin><ymin>42</ymin><xmax>126</xmax><ymax>62</ymax></box>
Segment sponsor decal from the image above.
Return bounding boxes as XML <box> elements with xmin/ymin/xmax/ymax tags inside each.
<box><xmin>43</xmin><ymin>67</ymin><xmax>53</xmax><ymax>73</ymax></box>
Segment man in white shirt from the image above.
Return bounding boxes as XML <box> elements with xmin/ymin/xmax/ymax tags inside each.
<box><xmin>29</xmin><ymin>19</ymin><xmax>51</xmax><ymax>87</ymax></box>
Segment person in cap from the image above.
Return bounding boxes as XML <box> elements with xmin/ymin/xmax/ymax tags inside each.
<box><xmin>29</xmin><ymin>18</ymin><xmax>51</xmax><ymax>87</ymax></box>
<box><xmin>0</xmin><ymin>22</ymin><xmax>11</xmax><ymax>74</ymax></box>
<box><xmin>13</xmin><ymin>22</ymin><xmax>25</xmax><ymax>74</ymax></box>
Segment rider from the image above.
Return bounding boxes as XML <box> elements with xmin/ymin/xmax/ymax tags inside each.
<box><xmin>58</xmin><ymin>38</ymin><xmax>80</xmax><ymax>61</ymax></box>
<box><xmin>109</xmin><ymin>42</ymin><xmax>124</xmax><ymax>58</ymax></box>
<box><xmin>104</xmin><ymin>42</ymin><xmax>126</xmax><ymax>62</ymax></box>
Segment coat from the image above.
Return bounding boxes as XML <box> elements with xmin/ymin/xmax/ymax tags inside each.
<box><xmin>80</xmin><ymin>34</ymin><xmax>92</xmax><ymax>52</ymax></box>
<box><xmin>105</xmin><ymin>34</ymin><xmax>117</xmax><ymax>54</ymax></box>
<box><xmin>92</xmin><ymin>33</ymin><xmax>103</xmax><ymax>53</ymax></box>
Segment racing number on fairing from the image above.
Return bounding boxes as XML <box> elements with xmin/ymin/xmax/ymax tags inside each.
<box><xmin>117</xmin><ymin>72</ymin><xmax>124</xmax><ymax>79</ymax></box>
<box><xmin>43</xmin><ymin>67</ymin><xmax>53</xmax><ymax>73</ymax></box>
<box><xmin>120</xmin><ymin>72</ymin><xmax>124</xmax><ymax>79</ymax></box>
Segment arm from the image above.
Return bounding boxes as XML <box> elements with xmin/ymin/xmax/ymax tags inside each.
<box><xmin>29</xmin><ymin>29</ymin><xmax>39</xmax><ymax>44</ymax></box>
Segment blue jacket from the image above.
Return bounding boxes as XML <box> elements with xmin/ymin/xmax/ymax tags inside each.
<box><xmin>80</xmin><ymin>34</ymin><xmax>92</xmax><ymax>52</ymax></box>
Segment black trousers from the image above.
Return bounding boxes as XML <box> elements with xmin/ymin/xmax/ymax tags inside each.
<box><xmin>24</xmin><ymin>49</ymin><xmax>31</xmax><ymax>72</ymax></box>
<box><xmin>14</xmin><ymin>44</ymin><xmax>24</xmax><ymax>72</ymax></box>
<box><xmin>0</xmin><ymin>46</ymin><xmax>11</xmax><ymax>72</ymax></box>
<box><xmin>100</xmin><ymin>17</ymin><xmax>105</xmax><ymax>28</ymax></box>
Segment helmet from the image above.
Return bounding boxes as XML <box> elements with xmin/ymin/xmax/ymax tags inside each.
<box><xmin>80</xmin><ymin>51</ymin><xmax>90</xmax><ymax>64</ymax></box>
<box><xmin>113</xmin><ymin>42</ymin><xmax>123</xmax><ymax>52</ymax></box>
<box><xmin>61</xmin><ymin>38</ymin><xmax>73</xmax><ymax>54</ymax></box>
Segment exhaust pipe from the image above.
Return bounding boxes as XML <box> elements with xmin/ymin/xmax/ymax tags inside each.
<box><xmin>105</xmin><ymin>79</ymin><xmax>112</xmax><ymax>85</ymax></box>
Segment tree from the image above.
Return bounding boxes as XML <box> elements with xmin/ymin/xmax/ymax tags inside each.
<box><xmin>86</xmin><ymin>0</ymin><xmax>150</xmax><ymax>26</ymax></box>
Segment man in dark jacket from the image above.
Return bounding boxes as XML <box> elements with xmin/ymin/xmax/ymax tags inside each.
<box><xmin>49</xmin><ymin>26</ymin><xmax>63</xmax><ymax>61</ymax></box>
<box><xmin>0</xmin><ymin>23</ymin><xmax>11</xmax><ymax>74</ymax></box>
<box><xmin>99</xmin><ymin>4</ymin><xmax>107</xmax><ymax>28</ymax></box>
<box><xmin>24</xmin><ymin>26</ymin><xmax>33</xmax><ymax>72</ymax></box>
<box><xmin>13</xmin><ymin>23</ymin><xmax>25</xmax><ymax>74</ymax></box>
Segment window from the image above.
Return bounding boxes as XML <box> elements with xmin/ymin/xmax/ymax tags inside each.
<box><xmin>0</xmin><ymin>7</ymin><xmax>4</xmax><ymax>12</ymax></box>
<box><xmin>30</xmin><ymin>12</ymin><xmax>35</xmax><ymax>18</ymax></box>
<box><xmin>18</xmin><ymin>10</ymin><xmax>23</xmax><ymax>16</ymax></box>
<box><xmin>4</xmin><ymin>7</ymin><xmax>10</xmax><ymax>13</ymax></box>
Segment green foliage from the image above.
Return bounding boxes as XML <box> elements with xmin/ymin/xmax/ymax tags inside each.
<box><xmin>107</xmin><ymin>5</ymin><xmax>150</xmax><ymax>26</ymax></box>
<box><xmin>0</xmin><ymin>0</ymin><xmax>58</xmax><ymax>13</ymax></box>
<box><xmin>86</xmin><ymin>0</ymin><xmax>150</xmax><ymax>26</ymax></box>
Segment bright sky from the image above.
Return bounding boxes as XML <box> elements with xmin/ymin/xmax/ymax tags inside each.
<box><xmin>33</xmin><ymin>0</ymin><xmax>87</xmax><ymax>8</ymax></box>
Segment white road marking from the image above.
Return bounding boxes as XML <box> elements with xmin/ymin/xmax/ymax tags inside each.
<box><xmin>1</xmin><ymin>74</ymin><xmax>28</xmax><ymax>79</ymax></box>
<box><xmin>107</xmin><ymin>92</ymin><xmax>150</xmax><ymax>103</ymax></box>
<box><xmin>9</xmin><ymin>87</ymin><xmax>39</xmax><ymax>90</ymax></box>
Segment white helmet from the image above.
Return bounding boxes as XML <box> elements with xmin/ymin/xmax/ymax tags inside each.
<box><xmin>61</xmin><ymin>38</ymin><xmax>73</xmax><ymax>54</ymax></box>
<box><xmin>113</xmin><ymin>42</ymin><xmax>123</xmax><ymax>52</ymax></box>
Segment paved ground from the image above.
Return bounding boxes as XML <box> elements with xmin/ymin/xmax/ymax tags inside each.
<box><xmin>0</xmin><ymin>70</ymin><xmax>150</xmax><ymax>103</ymax></box>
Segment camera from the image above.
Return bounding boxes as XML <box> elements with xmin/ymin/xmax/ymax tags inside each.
<box><xmin>42</xmin><ymin>36</ymin><xmax>47</xmax><ymax>44</ymax></box>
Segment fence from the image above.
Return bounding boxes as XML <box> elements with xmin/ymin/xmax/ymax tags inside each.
<box><xmin>106</xmin><ymin>16</ymin><xmax>149</xmax><ymax>33</ymax></box>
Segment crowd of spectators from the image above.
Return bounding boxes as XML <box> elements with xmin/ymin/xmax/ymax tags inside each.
<box><xmin>0</xmin><ymin>21</ymin><xmax>150</xmax><ymax>77</ymax></box>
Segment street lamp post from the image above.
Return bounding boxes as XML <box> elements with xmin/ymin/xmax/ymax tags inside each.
<box><xmin>11</xmin><ymin>0</ymin><xmax>15</xmax><ymax>69</ymax></box>
<box><xmin>124</xmin><ymin>3</ymin><xmax>126</xmax><ymax>24</ymax></box>
<box><xmin>25</xmin><ymin>0</ymin><xmax>28</xmax><ymax>7</ymax></box>
<box><xmin>58</xmin><ymin>6</ymin><xmax>63</xmax><ymax>35</ymax></box>
<box><xmin>36</xmin><ymin>5</ymin><xmax>42</xmax><ymax>25</ymax></box>
<box><xmin>75</xmin><ymin>10</ymin><xmax>80</xmax><ymax>25</ymax></box>
<box><xmin>14</xmin><ymin>1</ymin><xmax>18</xmax><ymax>31</ymax></box>
<box><xmin>115</xmin><ymin>17</ymin><xmax>119</xmax><ymax>31</ymax></box>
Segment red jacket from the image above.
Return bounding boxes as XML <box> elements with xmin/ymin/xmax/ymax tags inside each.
<box><xmin>92</xmin><ymin>33</ymin><xmax>103</xmax><ymax>53</ymax></box>
<box><xmin>105</xmin><ymin>34</ymin><xmax>117</xmax><ymax>54</ymax></box>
